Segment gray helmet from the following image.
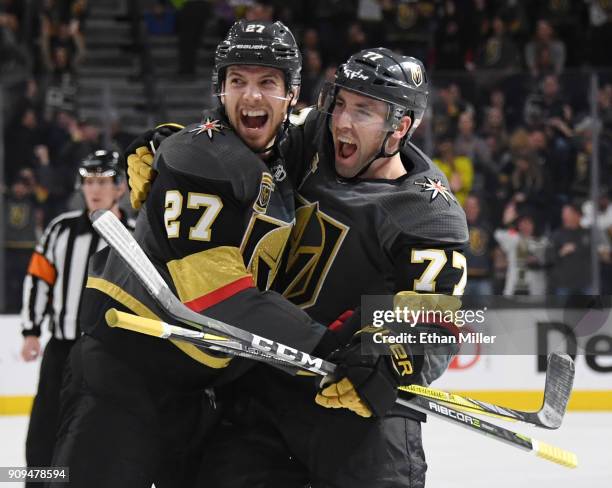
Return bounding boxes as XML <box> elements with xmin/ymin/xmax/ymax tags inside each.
<box><xmin>318</xmin><ymin>47</ymin><xmax>429</xmax><ymax>139</ymax></box>
<box><xmin>213</xmin><ymin>20</ymin><xmax>301</xmax><ymax>94</ymax></box>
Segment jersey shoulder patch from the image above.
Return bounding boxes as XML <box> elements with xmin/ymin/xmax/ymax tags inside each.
<box><xmin>379</xmin><ymin>143</ymin><xmax>468</xmax><ymax>245</ymax></box>
<box><xmin>155</xmin><ymin>112</ymin><xmax>269</xmax><ymax>202</ymax></box>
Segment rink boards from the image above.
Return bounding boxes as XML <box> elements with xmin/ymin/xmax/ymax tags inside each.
<box><xmin>1</xmin><ymin>312</ymin><xmax>611</xmax><ymax>415</ymax></box>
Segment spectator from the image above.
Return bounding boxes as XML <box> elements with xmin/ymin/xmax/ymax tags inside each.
<box><xmin>524</xmin><ymin>19</ymin><xmax>566</xmax><ymax>79</ymax></box>
<box><xmin>463</xmin><ymin>194</ymin><xmax>494</xmax><ymax>296</ymax></box>
<box><xmin>144</xmin><ymin>0</ymin><xmax>176</xmax><ymax>36</ymax></box>
<box><xmin>433</xmin><ymin>135</ymin><xmax>474</xmax><ymax>206</ymax></box>
<box><xmin>380</xmin><ymin>0</ymin><xmax>434</xmax><ymax>61</ymax></box>
<box><xmin>38</xmin><ymin>118</ymin><xmax>101</xmax><ymax>224</ymax></box>
<box><xmin>495</xmin><ymin>205</ymin><xmax>550</xmax><ymax>296</ymax></box>
<box><xmin>581</xmin><ymin>188</ymin><xmax>612</xmax><ymax>227</ymax></box>
<box><xmin>481</xmin><ymin>106</ymin><xmax>509</xmax><ymax>163</ymax></box>
<box><xmin>571</xmin><ymin>117</ymin><xmax>612</xmax><ymax>198</ymax></box>
<box><xmin>506</xmin><ymin>154</ymin><xmax>546</xmax><ymax>209</ymax></box>
<box><xmin>483</xmin><ymin>86</ymin><xmax>521</xmax><ymax>133</ymax></box>
<box><xmin>40</xmin><ymin>18</ymin><xmax>86</xmax><ymax>85</ymax></box>
<box><xmin>454</xmin><ymin>110</ymin><xmax>494</xmax><ymax>179</ymax></box>
<box><xmin>432</xmin><ymin>82</ymin><xmax>474</xmax><ymax>138</ymax></box>
<box><xmin>598</xmin><ymin>83</ymin><xmax>612</xmax><ymax>142</ymax></box>
<box><xmin>301</xmin><ymin>49</ymin><xmax>324</xmax><ymax>106</ymax></box>
<box><xmin>356</xmin><ymin>0</ymin><xmax>384</xmax><ymax>45</ymax></box>
<box><xmin>581</xmin><ymin>189</ymin><xmax>612</xmax><ymax>293</ymax></box>
<box><xmin>474</xmin><ymin>15</ymin><xmax>521</xmax><ymax>73</ymax></box>
<box><xmin>434</xmin><ymin>0</ymin><xmax>467</xmax><ymax>71</ymax></box>
<box><xmin>587</xmin><ymin>0</ymin><xmax>612</xmax><ymax>67</ymax></box>
<box><xmin>548</xmin><ymin>203</ymin><xmax>598</xmax><ymax>295</ymax></box>
<box><xmin>340</xmin><ymin>21</ymin><xmax>368</xmax><ymax>63</ymax></box>
<box><xmin>4</xmin><ymin>172</ymin><xmax>42</xmax><ymax>313</ymax></box>
<box><xmin>4</xmin><ymin>106</ymin><xmax>44</xmax><ymax>184</ymax></box>
<box><xmin>0</xmin><ymin>0</ymin><xmax>27</xmax><ymax>79</ymax></box>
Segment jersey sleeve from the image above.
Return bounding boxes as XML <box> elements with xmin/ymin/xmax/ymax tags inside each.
<box><xmin>389</xmin><ymin>235</ymin><xmax>468</xmax><ymax>386</ymax></box>
<box><xmin>284</xmin><ymin>107</ymin><xmax>322</xmax><ymax>188</ymax></box>
<box><xmin>21</xmin><ymin>218</ymin><xmax>62</xmax><ymax>337</ymax></box>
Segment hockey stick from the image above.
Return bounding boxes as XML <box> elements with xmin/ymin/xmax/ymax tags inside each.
<box><xmin>402</xmin><ymin>351</ymin><xmax>574</xmax><ymax>430</ymax></box>
<box><xmin>104</xmin><ymin>309</ymin><xmax>578</xmax><ymax>469</ymax></box>
<box><xmin>93</xmin><ymin>210</ymin><xmax>578</xmax><ymax>468</ymax></box>
<box><xmin>106</xmin><ymin>307</ymin><xmax>571</xmax><ymax>429</ymax></box>
<box><xmin>92</xmin><ymin>210</ymin><xmax>574</xmax><ymax>428</ymax></box>
<box><xmin>91</xmin><ymin>210</ymin><xmax>330</xmax><ymax>375</ymax></box>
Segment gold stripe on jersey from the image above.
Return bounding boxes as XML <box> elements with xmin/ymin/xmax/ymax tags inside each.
<box><xmin>86</xmin><ymin>277</ymin><xmax>232</xmax><ymax>369</ymax></box>
<box><xmin>166</xmin><ymin>246</ymin><xmax>253</xmax><ymax>305</ymax></box>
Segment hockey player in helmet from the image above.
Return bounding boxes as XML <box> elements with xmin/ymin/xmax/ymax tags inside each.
<box><xmin>213</xmin><ymin>20</ymin><xmax>300</xmax><ymax>153</ymax></box>
<box><xmin>78</xmin><ymin>150</ymin><xmax>126</xmax><ymax>214</ymax></box>
<box><xmin>50</xmin><ymin>21</ymin><xmax>334</xmax><ymax>487</ymax></box>
<box><xmin>126</xmin><ymin>47</ymin><xmax>467</xmax><ymax>488</ymax></box>
<box><xmin>198</xmin><ymin>47</ymin><xmax>468</xmax><ymax>488</ymax></box>
<box><xmin>317</xmin><ymin>47</ymin><xmax>428</xmax><ymax>179</ymax></box>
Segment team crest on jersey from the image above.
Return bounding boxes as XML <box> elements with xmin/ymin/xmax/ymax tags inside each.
<box><xmin>253</xmin><ymin>173</ymin><xmax>275</xmax><ymax>214</ymax></box>
<box><xmin>188</xmin><ymin>118</ymin><xmax>226</xmax><ymax>140</ymax></box>
<box><xmin>278</xmin><ymin>196</ymin><xmax>349</xmax><ymax>308</ymax></box>
<box><xmin>414</xmin><ymin>176</ymin><xmax>456</xmax><ymax>205</ymax></box>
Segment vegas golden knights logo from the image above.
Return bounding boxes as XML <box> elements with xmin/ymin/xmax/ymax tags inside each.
<box><xmin>278</xmin><ymin>197</ymin><xmax>349</xmax><ymax>308</ymax></box>
<box><xmin>253</xmin><ymin>173</ymin><xmax>274</xmax><ymax>214</ymax></box>
<box><xmin>241</xmin><ymin>213</ymin><xmax>292</xmax><ymax>291</ymax></box>
<box><xmin>411</xmin><ymin>64</ymin><xmax>423</xmax><ymax>87</ymax></box>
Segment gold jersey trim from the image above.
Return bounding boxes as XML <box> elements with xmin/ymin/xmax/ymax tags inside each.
<box><xmin>86</xmin><ymin>276</ymin><xmax>231</xmax><ymax>369</ymax></box>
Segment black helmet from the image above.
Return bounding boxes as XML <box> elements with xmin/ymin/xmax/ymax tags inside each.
<box><xmin>213</xmin><ymin>20</ymin><xmax>301</xmax><ymax>94</ymax></box>
<box><xmin>78</xmin><ymin>150</ymin><xmax>122</xmax><ymax>184</ymax></box>
<box><xmin>319</xmin><ymin>47</ymin><xmax>428</xmax><ymax>140</ymax></box>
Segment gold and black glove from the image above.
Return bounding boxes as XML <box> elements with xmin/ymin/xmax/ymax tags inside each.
<box><xmin>315</xmin><ymin>326</ymin><xmax>422</xmax><ymax>418</ymax></box>
<box><xmin>124</xmin><ymin>123</ymin><xmax>183</xmax><ymax>209</ymax></box>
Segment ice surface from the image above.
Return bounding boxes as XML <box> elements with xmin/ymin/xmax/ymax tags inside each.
<box><xmin>1</xmin><ymin>413</ymin><xmax>610</xmax><ymax>487</ymax></box>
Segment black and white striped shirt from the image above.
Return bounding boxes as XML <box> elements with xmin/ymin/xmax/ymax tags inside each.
<box><xmin>21</xmin><ymin>210</ymin><xmax>135</xmax><ymax>341</ymax></box>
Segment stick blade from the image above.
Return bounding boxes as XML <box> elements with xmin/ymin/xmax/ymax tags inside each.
<box><xmin>538</xmin><ymin>352</ymin><xmax>575</xmax><ymax>429</ymax></box>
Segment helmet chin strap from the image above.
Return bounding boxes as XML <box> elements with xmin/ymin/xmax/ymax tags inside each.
<box><xmin>337</xmin><ymin>131</ymin><xmax>400</xmax><ymax>181</ymax></box>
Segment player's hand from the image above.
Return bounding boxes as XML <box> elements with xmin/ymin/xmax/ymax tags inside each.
<box><xmin>124</xmin><ymin>123</ymin><xmax>183</xmax><ymax>209</ymax></box>
<box><xmin>315</xmin><ymin>327</ymin><xmax>421</xmax><ymax>418</ymax></box>
<box><xmin>21</xmin><ymin>336</ymin><xmax>41</xmax><ymax>362</ymax></box>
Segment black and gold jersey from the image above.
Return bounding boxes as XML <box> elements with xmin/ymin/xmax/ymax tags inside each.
<box><xmin>80</xmin><ymin>108</ymin><xmax>324</xmax><ymax>388</ymax></box>
<box><xmin>279</xmin><ymin>109</ymin><xmax>469</xmax><ymax>324</ymax></box>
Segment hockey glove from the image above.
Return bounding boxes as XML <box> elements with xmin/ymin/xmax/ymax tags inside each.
<box><xmin>124</xmin><ymin>123</ymin><xmax>183</xmax><ymax>209</ymax></box>
<box><xmin>315</xmin><ymin>326</ymin><xmax>422</xmax><ymax>418</ymax></box>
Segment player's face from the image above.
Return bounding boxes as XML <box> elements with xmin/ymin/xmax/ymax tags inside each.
<box><xmin>330</xmin><ymin>89</ymin><xmax>390</xmax><ymax>178</ymax></box>
<box><xmin>222</xmin><ymin>65</ymin><xmax>294</xmax><ymax>152</ymax></box>
<box><xmin>82</xmin><ymin>176</ymin><xmax>121</xmax><ymax>212</ymax></box>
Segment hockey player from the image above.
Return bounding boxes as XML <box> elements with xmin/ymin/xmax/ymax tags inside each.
<box><xmin>49</xmin><ymin>21</ymin><xmax>334</xmax><ymax>488</ymax></box>
<box><xmin>21</xmin><ymin>151</ymin><xmax>133</xmax><ymax>485</ymax></box>
<box><xmin>128</xmin><ymin>48</ymin><xmax>467</xmax><ymax>488</ymax></box>
<box><xmin>208</xmin><ymin>48</ymin><xmax>467</xmax><ymax>488</ymax></box>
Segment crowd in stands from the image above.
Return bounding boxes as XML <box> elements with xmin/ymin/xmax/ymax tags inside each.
<box><xmin>2</xmin><ymin>0</ymin><xmax>612</xmax><ymax>312</ymax></box>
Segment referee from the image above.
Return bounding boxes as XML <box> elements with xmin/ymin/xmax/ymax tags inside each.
<box><xmin>20</xmin><ymin>150</ymin><xmax>134</xmax><ymax>479</ymax></box>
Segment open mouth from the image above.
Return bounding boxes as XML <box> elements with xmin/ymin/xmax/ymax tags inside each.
<box><xmin>337</xmin><ymin>135</ymin><xmax>357</xmax><ymax>159</ymax></box>
<box><xmin>240</xmin><ymin>109</ymin><xmax>268</xmax><ymax>129</ymax></box>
